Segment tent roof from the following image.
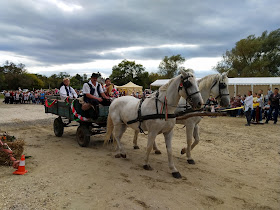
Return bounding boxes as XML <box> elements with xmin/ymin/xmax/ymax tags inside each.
<box><xmin>150</xmin><ymin>79</ymin><xmax>170</xmax><ymax>87</ymax></box>
<box><xmin>228</xmin><ymin>77</ymin><xmax>280</xmax><ymax>85</ymax></box>
<box><xmin>151</xmin><ymin>77</ymin><xmax>280</xmax><ymax>87</ymax></box>
<box><xmin>118</xmin><ymin>81</ymin><xmax>142</xmax><ymax>88</ymax></box>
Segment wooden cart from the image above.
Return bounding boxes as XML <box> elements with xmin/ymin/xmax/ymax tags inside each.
<box><xmin>45</xmin><ymin>96</ymin><xmax>109</xmax><ymax>147</ymax></box>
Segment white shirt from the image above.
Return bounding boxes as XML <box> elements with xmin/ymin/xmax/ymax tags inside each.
<box><xmin>82</xmin><ymin>80</ymin><xmax>104</xmax><ymax>98</ymax></box>
<box><xmin>256</xmin><ymin>97</ymin><xmax>264</xmax><ymax>108</ymax></box>
<box><xmin>60</xmin><ymin>85</ymin><xmax>78</xmax><ymax>100</ymax></box>
<box><xmin>244</xmin><ymin>95</ymin><xmax>253</xmax><ymax>111</ymax></box>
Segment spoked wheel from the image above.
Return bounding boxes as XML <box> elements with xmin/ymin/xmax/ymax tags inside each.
<box><xmin>53</xmin><ymin>117</ymin><xmax>64</xmax><ymax>137</ymax></box>
<box><xmin>76</xmin><ymin>125</ymin><xmax>91</xmax><ymax>147</ymax></box>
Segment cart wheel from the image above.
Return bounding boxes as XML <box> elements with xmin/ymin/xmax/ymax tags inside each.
<box><xmin>54</xmin><ymin>117</ymin><xmax>64</xmax><ymax>137</ymax></box>
<box><xmin>76</xmin><ymin>125</ymin><xmax>90</xmax><ymax>147</ymax></box>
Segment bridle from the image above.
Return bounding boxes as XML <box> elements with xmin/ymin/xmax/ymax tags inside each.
<box><xmin>210</xmin><ymin>80</ymin><xmax>229</xmax><ymax>100</ymax></box>
<box><xmin>178</xmin><ymin>75</ymin><xmax>200</xmax><ymax>99</ymax></box>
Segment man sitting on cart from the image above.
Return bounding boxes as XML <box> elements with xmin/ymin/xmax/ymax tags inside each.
<box><xmin>59</xmin><ymin>78</ymin><xmax>78</xmax><ymax>100</ymax></box>
<box><xmin>82</xmin><ymin>73</ymin><xmax>111</xmax><ymax>111</ymax></box>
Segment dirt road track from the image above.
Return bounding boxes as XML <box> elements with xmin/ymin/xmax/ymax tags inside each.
<box><xmin>0</xmin><ymin>103</ymin><xmax>279</xmax><ymax>209</ymax></box>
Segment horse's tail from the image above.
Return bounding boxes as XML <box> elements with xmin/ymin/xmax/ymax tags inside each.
<box><xmin>104</xmin><ymin>114</ymin><xmax>114</xmax><ymax>145</ymax></box>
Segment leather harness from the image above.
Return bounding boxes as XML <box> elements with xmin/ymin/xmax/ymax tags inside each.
<box><xmin>127</xmin><ymin>75</ymin><xmax>200</xmax><ymax>133</ymax></box>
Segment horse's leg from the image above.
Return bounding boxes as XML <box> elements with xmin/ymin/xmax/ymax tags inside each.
<box><xmin>191</xmin><ymin>124</ymin><xmax>200</xmax><ymax>150</ymax></box>
<box><xmin>133</xmin><ymin>130</ymin><xmax>140</xmax><ymax>149</ymax></box>
<box><xmin>164</xmin><ymin>130</ymin><xmax>181</xmax><ymax>178</ymax></box>
<box><xmin>184</xmin><ymin>124</ymin><xmax>195</xmax><ymax>164</ymax></box>
<box><xmin>153</xmin><ymin>140</ymin><xmax>161</xmax><ymax>154</ymax></box>
<box><xmin>143</xmin><ymin>132</ymin><xmax>157</xmax><ymax>171</ymax></box>
<box><xmin>114</xmin><ymin>124</ymin><xmax>127</xmax><ymax>158</ymax></box>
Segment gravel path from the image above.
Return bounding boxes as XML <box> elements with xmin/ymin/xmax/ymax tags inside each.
<box><xmin>0</xmin><ymin>103</ymin><xmax>56</xmax><ymax>128</ymax></box>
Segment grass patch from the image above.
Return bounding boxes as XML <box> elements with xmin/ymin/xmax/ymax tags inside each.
<box><xmin>0</xmin><ymin>95</ymin><xmax>4</xmax><ymax>99</ymax></box>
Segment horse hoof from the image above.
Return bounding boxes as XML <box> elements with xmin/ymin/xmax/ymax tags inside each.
<box><xmin>155</xmin><ymin>150</ymin><xmax>161</xmax><ymax>155</ymax></box>
<box><xmin>143</xmin><ymin>165</ymin><xmax>153</xmax><ymax>170</ymax></box>
<box><xmin>133</xmin><ymin>146</ymin><xmax>140</xmax><ymax>149</ymax></box>
<box><xmin>172</xmin><ymin>172</ymin><xmax>182</xmax><ymax>179</ymax></box>
<box><xmin>121</xmin><ymin>154</ymin><xmax>127</xmax><ymax>158</ymax></box>
<box><xmin>115</xmin><ymin>154</ymin><xmax>121</xmax><ymax>158</ymax></box>
<box><xmin>187</xmin><ymin>159</ymin><xmax>195</xmax><ymax>164</ymax></box>
<box><xmin>181</xmin><ymin>148</ymin><xmax>186</xmax><ymax>155</ymax></box>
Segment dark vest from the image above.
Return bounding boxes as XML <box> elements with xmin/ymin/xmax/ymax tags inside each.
<box><xmin>59</xmin><ymin>82</ymin><xmax>72</xmax><ymax>97</ymax></box>
<box><xmin>84</xmin><ymin>82</ymin><xmax>101</xmax><ymax>103</ymax></box>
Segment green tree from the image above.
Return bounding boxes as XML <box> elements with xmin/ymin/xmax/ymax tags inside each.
<box><xmin>1</xmin><ymin>61</ymin><xmax>26</xmax><ymax>90</ymax></box>
<box><xmin>70</xmin><ymin>74</ymin><xmax>84</xmax><ymax>89</ymax></box>
<box><xmin>110</xmin><ymin>60</ymin><xmax>149</xmax><ymax>88</ymax></box>
<box><xmin>19</xmin><ymin>73</ymin><xmax>44</xmax><ymax>89</ymax></box>
<box><xmin>158</xmin><ymin>54</ymin><xmax>186</xmax><ymax>78</ymax></box>
<box><xmin>215</xmin><ymin>29</ymin><xmax>280</xmax><ymax>77</ymax></box>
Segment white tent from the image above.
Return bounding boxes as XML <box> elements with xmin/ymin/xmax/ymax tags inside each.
<box><xmin>150</xmin><ymin>79</ymin><xmax>170</xmax><ymax>87</ymax></box>
<box><xmin>116</xmin><ymin>81</ymin><xmax>143</xmax><ymax>95</ymax></box>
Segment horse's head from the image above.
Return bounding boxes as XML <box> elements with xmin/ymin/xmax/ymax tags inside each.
<box><xmin>209</xmin><ymin>72</ymin><xmax>230</xmax><ymax>107</ymax></box>
<box><xmin>178</xmin><ymin>69</ymin><xmax>203</xmax><ymax>110</ymax></box>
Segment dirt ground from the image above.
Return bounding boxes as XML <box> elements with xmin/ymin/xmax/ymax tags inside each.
<box><xmin>0</xmin><ymin>103</ymin><xmax>279</xmax><ymax>210</ymax></box>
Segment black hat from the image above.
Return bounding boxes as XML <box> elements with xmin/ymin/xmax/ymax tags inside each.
<box><xmin>91</xmin><ymin>73</ymin><xmax>100</xmax><ymax>78</ymax></box>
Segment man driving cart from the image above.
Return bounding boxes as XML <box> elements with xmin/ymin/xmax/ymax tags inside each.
<box><xmin>82</xmin><ymin>73</ymin><xmax>111</xmax><ymax>118</ymax></box>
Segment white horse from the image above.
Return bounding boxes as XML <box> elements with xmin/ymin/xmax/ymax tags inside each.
<box><xmin>105</xmin><ymin>69</ymin><xmax>203</xmax><ymax>178</ymax></box>
<box><xmin>133</xmin><ymin>73</ymin><xmax>230</xmax><ymax>164</ymax></box>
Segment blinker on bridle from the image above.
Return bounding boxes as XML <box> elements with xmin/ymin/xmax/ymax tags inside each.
<box><xmin>210</xmin><ymin>80</ymin><xmax>229</xmax><ymax>99</ymax></box>
<box><xmin>178</xmin><ymin>75</ymin><xmax>200</xmax><ymax>98</ymax></box>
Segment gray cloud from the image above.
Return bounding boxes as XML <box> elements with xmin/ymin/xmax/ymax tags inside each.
<box><xmin>0</xmin><ymin>0</ymin><xmax>279</xmax><ymax>69</ymax></box>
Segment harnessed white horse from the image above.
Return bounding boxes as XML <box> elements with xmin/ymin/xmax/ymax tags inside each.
<box><xmin>104</xmin><ymin>69</ymin><xmax>203</xmax><ymax>178</ymax></box>
<box><xmin>133</xmin><ymin>73</ymin><xmax>230</xmax><ymax>164</ymax></box>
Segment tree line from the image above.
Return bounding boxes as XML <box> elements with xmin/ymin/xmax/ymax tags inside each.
<box><xmin>215</xmin><ymin>28</ymin><xmax>280</xmax><ymax>77</ymax></box>
<box><xmin>0</xmin><ymin>55</ymin><xmax>185</xmax><ymax>91</ymax></box>
<box><xmin>0</xmin><ymin>61</ymin><xmax>89</xmax><ymax>91</ymax></box>
<box><xmin>1</xmin><ymin>28</ymin><xmax>279</xmax><ymax>91</ymax></box>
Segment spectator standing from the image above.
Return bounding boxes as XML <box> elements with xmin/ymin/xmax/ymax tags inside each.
<box><xmin>265</xmin><ymin>88</ymin><xmax>280</xmax><ymax>124</ymax></box>
<box><xmin>40</xmin><ymin>91</ymin><xmax>45</xmax><ymax>105</ymax></box>
<box><xmin>244</xmin><ymin>91</ymin><xmax>253</xmax><ymax>126</ymax></box>
<box><xmin>9</xmin><ymin>91</ymin><xmax>14</xmax><ymax>104</ymax></box>
<box><xmin>267</xmin><ymin>88</ymin><xmax>272</xmax><ymax>96</ymax></box>
<box><xmin>251</xmin><ymin>93</ymin><xmax>258</xmax><ymax>121</ymax></box>
<box><xmin>264</xmin><ymin>101</ymin><xmax>271</xmax><ymax>120</ymax></box>
<box><xmin>256</xmin><ymin>93</ymin><xmax>264</xmax><ymax>123</ymax></box>
<box><xmin>4</xmin><ymin>91</ymin><xmax>10</xmax><ymax>104</ymax></box>
<box><xmin>15</xmin><ymin>91</ymin><xmax>20</xmax><ymax>104</ymax></box>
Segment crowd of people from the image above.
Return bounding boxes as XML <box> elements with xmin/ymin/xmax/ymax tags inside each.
<box><xmin>205</xmin><ymin>87</ymin><xmax>280</xmax><ymax>125</ymax></box>
<box><xmin>3</xmin><ymin>89</ymin><xmax>51</xmax><ymax>105</ymax></box>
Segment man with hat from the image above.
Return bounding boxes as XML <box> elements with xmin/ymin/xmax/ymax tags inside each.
<box><xmin>82</xmin><ymin>73</ymin><xmax>111</xmax><ymax>110</ymax></box>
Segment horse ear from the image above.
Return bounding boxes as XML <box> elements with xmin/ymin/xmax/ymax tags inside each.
<box><xmin>180</xmin><ymin>69</ymin><xmax>187</xmax><ymax>77</ymax></box>
<box><xmin>180</xmin><ymin>68</ymin><xmax>193</xmax><ymax>77</ymax></box>
<box><xmin>222</xmin><ymin>71</ymin><xmax>229</xmax><ymax>77</ymax></box>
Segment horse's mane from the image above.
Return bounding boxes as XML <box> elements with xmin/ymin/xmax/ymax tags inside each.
<box><xmin>198</xmin><ymin>74</ymin><xmax>225</xmax><ymax>89</ymax></box>
<box><xmin>159</xmin><ymin>78</ymin><xmax>175</xmax><ymax>91</ymax></box>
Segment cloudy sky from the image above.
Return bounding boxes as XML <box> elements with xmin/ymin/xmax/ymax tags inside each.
<box><xmin>0</xmin><ymin>0</ymin><xmax>279</xmax><ymax>78</ymax></box>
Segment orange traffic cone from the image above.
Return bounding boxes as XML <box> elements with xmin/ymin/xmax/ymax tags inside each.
<box><xmin>13</xmin><ymin>155</ymin><xmax>28</xmax><ymax>175</ymax></box>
